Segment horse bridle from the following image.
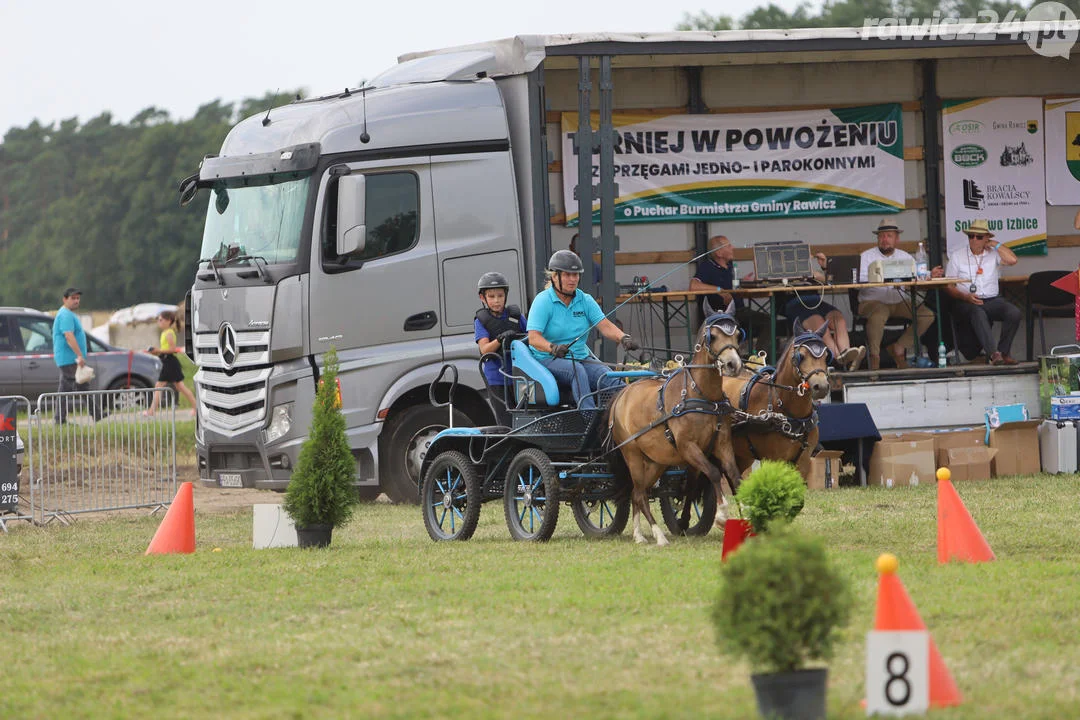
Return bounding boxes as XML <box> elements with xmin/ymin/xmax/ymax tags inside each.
<box><xmin>694</xmin><ymin>314</ymin><xmax>742</xmax><ymax>365</ymax></box>
<box><xmin>790</xmin><ymin>337</ymin><xmax>831</xmax><ymax>396</ymax></box>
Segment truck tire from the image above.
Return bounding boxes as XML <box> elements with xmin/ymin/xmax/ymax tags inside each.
<box><xmin>380</xmin><ymin>404</ymin><xmax>470</xmax><ymax>504</ymax></box>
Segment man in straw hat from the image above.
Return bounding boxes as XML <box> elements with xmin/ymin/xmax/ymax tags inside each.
<box><xmin>943</xmin><ymin>219</ymin><xmax>1020</xmax><ymax>365</ymax></box>
<box><xmin>858</xmin><ymin>219</ymin><xmax>943</xmax><ymax>370</ymax></box>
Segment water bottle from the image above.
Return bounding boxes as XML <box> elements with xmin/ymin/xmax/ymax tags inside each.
<box><xmin>937</xmin><ymin>341</ymin><xmax>947</xmax><ymax>368</ymax></box>
<box><xmin>732</xmin><ymin>262</ymin><xmax>740</xmax><ymax>289</ymax></box>
<box><xmin>915</xmin><ymin>242</ymin><xmax>929</xmax><ymax>280</ymax></box>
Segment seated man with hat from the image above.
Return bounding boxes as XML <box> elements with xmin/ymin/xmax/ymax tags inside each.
<box><xmin>943</xmin><ymin>219</ymin><xmax>1020</xmax><ymax>365</ymax></box>
<box><xmin>858</xmin><ymin>219</ymin><xmax>943</xmax><ymax>369</ymax></box>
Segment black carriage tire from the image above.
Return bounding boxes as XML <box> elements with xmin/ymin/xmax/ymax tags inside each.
<box><xmin>503</xmin><ymin>448</ymin><xmax>560</xmax><ymax>542</ymax></box>
<box><xmin>380</xmin><ymin>404</ymin><xmax>470</xmax><ymax>505</ymax></box>
<box><xmin>571</xmin><ymin>487</ymin><xmax>630</xmax><ymax>539</ymax></box>
<box><xmin>421</xmin><ymin>450</ymin><xmax>481</xmax><ymax>541</ymax></box>
<box><xmin>106</xmin><ymin>376</ymin><xmax>151</xmax><ymax>411</ymax></box>
<box><xmin>659</xmin><ymin>480</ymin><xmax>717</xmax><ymax>537</ymax></box>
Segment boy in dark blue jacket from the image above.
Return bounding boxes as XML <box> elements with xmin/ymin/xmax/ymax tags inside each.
<box><xmin>474</xmin><ymin>272</ymin><xmax>527</xmax><ymax>424</ymax></box>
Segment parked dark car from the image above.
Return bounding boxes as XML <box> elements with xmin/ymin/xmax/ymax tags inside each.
<box><xmin>0</xmin><ymin>306</ymin><xmax>162</xmax><ymax>405</ymax></box>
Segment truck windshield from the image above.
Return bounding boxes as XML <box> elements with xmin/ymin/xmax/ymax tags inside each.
<box><xmin>199</xmin><ymin>175</ymin><xmax>311</xmax><ymax>266</ymax></box>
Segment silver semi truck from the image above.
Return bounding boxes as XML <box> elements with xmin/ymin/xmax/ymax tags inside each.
<box><xmin>183</xmin><ymin>50</ymin><xmax>555</xmax><ymax>502</ymax></box>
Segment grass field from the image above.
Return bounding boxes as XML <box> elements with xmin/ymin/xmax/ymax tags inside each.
<box><xmin>2</xmin><ymin>475</ymin><xmax>1079</xmax><ymax>719</ymax></box>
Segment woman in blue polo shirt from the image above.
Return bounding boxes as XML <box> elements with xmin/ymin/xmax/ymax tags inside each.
<box><xmin>526</xmin><ymin>250</ymin><xmax>639</xmax><ymax>410</ymax></box>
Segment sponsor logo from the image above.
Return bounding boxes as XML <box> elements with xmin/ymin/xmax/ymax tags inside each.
<box><xmin>962</xmin><ymin>179</ymin><xmax>985</xmax><ymax>210</ymax></box>
<box><xmin>949</xmin><ymin>120</ymin><xmax>983</xmax><ymax>136</ymax></box>
<box><xmin>1027</xmin><ymin>120</ymin><xmax>1039</xmax><ymax>134</ymax></box>
<box><xmin>217</xmin><ymin>323</ymin><xmax>238</xmax><ymax>369</ymax></box>
<box><xmin>951</xmin><ymin>144</ymin><xmax>987</xmax><ymax>167</ymax></box>
<box><xmin>1000</xmin><ymin>143</ymin><xmax>1034</xmax><ymax>167</ymax></box>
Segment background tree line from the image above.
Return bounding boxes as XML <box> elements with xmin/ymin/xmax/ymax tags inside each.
<box><xmin>0</xmin><ymin>91</ymin><xmax>298</xmax><ymax>310</ymax></box>
<box><xmin>2</xmin><ymin>0</ymin><xmax>1074</xmax><ymax>311</ymax></box>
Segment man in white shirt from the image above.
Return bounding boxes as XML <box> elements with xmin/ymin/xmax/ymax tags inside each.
<box><xmin>944</xmin><ymin>220</ymin><xmax>1020</xmax><ymax>365</ymax></box>
<box><xmin>858</xmin><ymin>219</ymin><xmax>943</xmax><ymax>370</ymax></box>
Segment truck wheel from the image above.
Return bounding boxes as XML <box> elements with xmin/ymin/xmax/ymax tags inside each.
<box><xmin>380</xmin><ymin>404</ymin><xmax>469</xmax><ymax>504</ymax></box>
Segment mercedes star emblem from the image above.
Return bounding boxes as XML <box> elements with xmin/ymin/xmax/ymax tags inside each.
<box><xmin>218</xmin><ymin>323</ymin><xmax>238</xmax><ymax>368</ymax></box>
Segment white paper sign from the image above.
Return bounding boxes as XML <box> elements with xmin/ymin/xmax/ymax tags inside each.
<box><xmin>866</xmin><ymin>630</ymin><xmax>929</xmax><ymax>716</ymax></box>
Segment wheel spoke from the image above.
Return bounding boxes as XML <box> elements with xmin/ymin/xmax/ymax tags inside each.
<box><xmin>438</xmin><ymin>505</ymin><xmax>448</xmax><ymax>529</ymax></box>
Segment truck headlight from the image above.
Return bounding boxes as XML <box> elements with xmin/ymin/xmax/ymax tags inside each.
<box><xmin>263</xmin><ymin>402</ymin><xmax>293</xmax><ymax>444</ymax></box>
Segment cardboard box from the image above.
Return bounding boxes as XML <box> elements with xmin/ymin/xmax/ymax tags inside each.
<box><xmin>946</xmin><ymin>446</ymin><xmax>998</xmax><ymax>482</ymax></box>
<box><xmin>869</xmin><ymin>439</ymin><xmax>936</xmax><ymax>488</ymax></box>
<box><xmin>930</xmin><ymin>428</ymin><xmax>985</xmax><ymax>468</ymax></box>
<box><xmin>988</xmin><ymin>420</ymin><xmax>1042</xmax><ymax>477</ymax></box>
<box><xmin>1039</xmin><ymin>352</ymin><xmax>1080</xmax><ymax>416</ymax></box>
<box><xmin>1050</xmin><ymin>395</ymin><xmax>1080</xmax><ymax>421</ymax></box>
<box><xmin>806</xmin><ymin>450</ymin><xmax>845</xmax><ymax>490</ymax></box>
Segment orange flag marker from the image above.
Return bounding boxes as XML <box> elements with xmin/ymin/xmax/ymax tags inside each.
<box><xmin>874</xmin><ymin>553</ymin><xmax>963</xmax><ymax>708</ymax></box>
<box><xmin>936</xmin><ymin>467</ymin><xmax>995</xmax><ymax>564</ymax></box>
<box><xmin>145</xmin><ymin>482</ymin><xmax>196</xmax><ymax>555</ymax></box>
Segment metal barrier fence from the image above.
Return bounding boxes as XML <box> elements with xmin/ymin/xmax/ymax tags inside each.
<box><xmin>0</xmin><ymin>395</ymin><xmax>34</xmax><ymax>532</ymax></box>
<box><xmin>31</xmin><ymin>388</ymin><xmax>177</xmax><ymax>525</ymax></box>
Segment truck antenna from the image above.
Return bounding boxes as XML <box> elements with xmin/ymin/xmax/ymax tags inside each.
<box><xmin>261</xmin><ymin>89</ymin><xmax>279</xmax><ymax>127</ymax></box>
<box><xmin>359</xmin><ymin>83</ymin><xmax>371</xmax><ymax>144</ymax></box>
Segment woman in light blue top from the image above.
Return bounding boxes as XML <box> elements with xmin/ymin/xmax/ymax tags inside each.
<box><xmin>526</xmin><ymin>250</ymin><xmax>639</xmax><ymax>410</ymax></box>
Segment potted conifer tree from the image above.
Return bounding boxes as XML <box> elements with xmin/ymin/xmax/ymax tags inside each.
<box><xmin>724</xmin><ymin>460</ymin><xmax>807</xmax><ymax>559</ymax></box>
<box><xmin>283</xmin><ymin>348</ymin><xmax>358</xmax><ymax>548</ymax></box>
<box><xmin>712</xmin><ymin>524</ymin><xmax>852</xmax><ymax>720</ymax></box>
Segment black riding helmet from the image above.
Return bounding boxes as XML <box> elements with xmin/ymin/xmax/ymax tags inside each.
<box><xmin>547</xmin><ymin>250</ymin><xmax>584</xmax><ymax>273</ymax></box>
<box><xmin>477</xmin><ymin>271</ymin><xmax>510</xmax><ymax>294</ymax></box>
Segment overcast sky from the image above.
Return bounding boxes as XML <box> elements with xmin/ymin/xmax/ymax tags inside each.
<box><xmin>0</xmin><ymin>0</ymin><xmax>804</xmax><ymax>137</ymax></box>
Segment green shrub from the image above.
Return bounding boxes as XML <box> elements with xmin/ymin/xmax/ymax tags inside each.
<box><xmin>712</xmin><ymin>524</ymin><xmax>852</xmax><ymax>674</ymax></box>
<box><xmin>735</xmin><ymin>460</ymin><xmax>806</xmax><ymax>534</ymax></box>
<box><xmin>283</xmin><ymin>348</ymin><xmax>357</xmax><ymax>529</ymax></box>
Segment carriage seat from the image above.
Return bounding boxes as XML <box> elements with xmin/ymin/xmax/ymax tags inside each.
<box><xmin>509</xmin><ymin>340</ymin><xmax>561</xmax><ymax>406</ymax></box>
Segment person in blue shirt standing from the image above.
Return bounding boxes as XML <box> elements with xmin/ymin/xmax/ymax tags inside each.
<box><xmin>474</xmin><ymin>271</ymin><xmax>527</xmax><ymax>425</ymax></box>
<box><xmin>527</xmin><ymin>250</ymin><xmax>639</xmax><ymax>410</ymax></box>
<box><xmin>52</xmin><ymin>287</ymin><xmax>92</xmax><ymax>424</ymax></box>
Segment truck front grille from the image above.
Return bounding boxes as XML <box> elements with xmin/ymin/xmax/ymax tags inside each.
<box><xmin>193</xmin><ymin>330</ymin><xmax>271</xmax><ymax>433</ymax></box>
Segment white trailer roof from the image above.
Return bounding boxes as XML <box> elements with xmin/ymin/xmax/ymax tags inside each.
<box><xmin>400</xmin><ymin>23</ymin><xmax>1079</xmax><ymax>76</ymax></box>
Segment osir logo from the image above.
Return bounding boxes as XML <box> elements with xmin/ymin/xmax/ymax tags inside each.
<box><xmin>951</xmin><ymin>144</ymin><xmax>987</xmax><ymax>168</ymax></box>
<box><xmin>948</xmin><ymin>120</ymin><xmax>983</xmax><ymax>136</ymax></box>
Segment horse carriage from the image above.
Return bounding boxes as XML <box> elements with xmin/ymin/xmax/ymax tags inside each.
<box><xmin>418</xmin><ymin>313</ymin><xmax>834</xmax><ymax>545</ymax></box>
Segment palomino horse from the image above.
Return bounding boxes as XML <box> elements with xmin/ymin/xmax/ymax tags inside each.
<box><xmin>724</xmin><ymin>326</ymin><xmax>833</xmax><ymax>474</ymax></box>
<box><xmin>604</xmin><ymin>314</ymin><xmax>744</xmax><ymax>546</ymax></box>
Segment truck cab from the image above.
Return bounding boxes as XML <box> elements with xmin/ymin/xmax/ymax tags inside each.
<box><xmin>186</xmin><ymin>52</ymin><xmax>535</xmax><ymax>501</ymax></box>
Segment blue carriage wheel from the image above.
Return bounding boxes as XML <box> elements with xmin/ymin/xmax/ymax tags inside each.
<box><xmin>503</xmin><ymin>448</ymin><xmax>560</xmax><ymax>542</ymax></box>
<box><xmin>422</xmin><ymin>450</ymin><xmax>481</xmax><ymax>542</ymax></box>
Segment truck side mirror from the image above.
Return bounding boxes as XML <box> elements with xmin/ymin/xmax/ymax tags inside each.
<box><xmin>336</xmin><ymin>174</ymin><xmax>367</xmax><ymax>256</ymax></box>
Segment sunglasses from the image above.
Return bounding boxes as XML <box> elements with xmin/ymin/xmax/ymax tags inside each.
<box><xmin>970</xmin><ymin>234</ymin><xmax>988</xmax><ymax>239</ymax></box>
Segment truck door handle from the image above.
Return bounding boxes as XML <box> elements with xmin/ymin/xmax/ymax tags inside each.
<box><xmin>403</xmin><ymin>311</ymin><xmax>437</xmax><ymax>331</ymax></box>
<box><xmin>27</xmin><ymin>361</ymin><xmax>39</xmax><ymax>369</ymax></box>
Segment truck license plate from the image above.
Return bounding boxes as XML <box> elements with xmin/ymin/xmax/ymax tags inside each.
<box><xmin>219</xmin><ymin>473</ymin><xmax>243</xmax><ymax>488</ymax></box>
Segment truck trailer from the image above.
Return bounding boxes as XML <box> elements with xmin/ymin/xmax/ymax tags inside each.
<box><xmin>182</xmin><ymin>28</ymin><xmax>1078</xmax><ymax>499</ymax></box>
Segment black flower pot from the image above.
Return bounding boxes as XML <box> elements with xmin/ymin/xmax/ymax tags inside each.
<box><xmin>295</xmin><ymin>524</ymin><xmax>333</xmax><ymax>548</ymax></box>
<box><xmin>750</xmin><ymin>668</ymin><xmax>827</xmax><ymax>720</ymax></box>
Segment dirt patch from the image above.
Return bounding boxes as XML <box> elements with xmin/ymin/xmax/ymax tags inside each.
<box><xmin>179</xmin><ymin>465</ymin><xmax>285</xmax><ymax>515</ymax></box>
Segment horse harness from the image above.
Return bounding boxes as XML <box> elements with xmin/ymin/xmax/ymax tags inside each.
<box><xmin>733</xmin><ymin>334</ymin><xmax>829</xmax><ymax>462</ymax></box>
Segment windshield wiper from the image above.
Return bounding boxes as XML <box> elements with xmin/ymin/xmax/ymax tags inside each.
<box><xmin>196</xmin><ymin>256</ymin><xmax>226</xmax><ymax>286</ymax></box>
<box><xmin>232</xmin><ymin>255</ymin><xmax>273</xmax><ymax>284</ymax></box>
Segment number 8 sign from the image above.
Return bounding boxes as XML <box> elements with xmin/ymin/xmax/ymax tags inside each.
<box><xmin>866</xmin><ymin>631</ymin><xmax>929</xmax><ymax>716</ymax></box>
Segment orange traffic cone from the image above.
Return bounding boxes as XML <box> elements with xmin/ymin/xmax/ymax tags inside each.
<box><xmin>936</xmin><ymin>467</ymin><xmax>995</xmax><ymax>564</ymax></box>
<box><xmin>874</xmin><ymin>553</ymin><xmax>962</xmax><ymax>708</ymax></box>
<box><xmin>145</xmin><ymin>482</ymin><xmax>196</xmax><ymax>555</ymax></box>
